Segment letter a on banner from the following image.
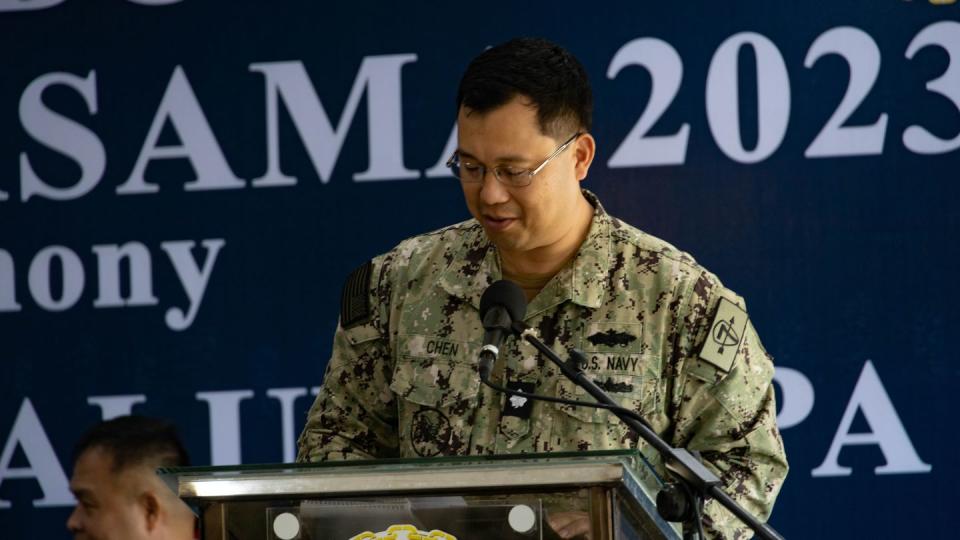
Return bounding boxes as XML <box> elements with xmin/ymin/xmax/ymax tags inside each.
<box><xmin>812</xmin><ymin>360</ymin><xmax>932</xmax><ymax>476</ymax></box>
<box><xmin>118</xmin><ymin>67</ymin><xmax>244</xmax><ymax>194</ymax></box>
<box><xmin>0</xmin><ymin>398</ymin><xmax>72</xmax><ymax>508</ymax></box>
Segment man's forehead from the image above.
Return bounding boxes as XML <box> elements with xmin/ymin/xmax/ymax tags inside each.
<box><xmin>69</xmin><ymin>454</ymin><xmax>152</xmax><ymax>514</ymax></box>
<box><xmin>74</xmin><ymin>446</ymin><xmax>114</xmax><ymax>470</ymax></box>
<box><xmin>456</xmin><ymin>101</ymin><xmax>556</xmax><ymax>160</ymax></box>
<box><xmin>71</xmin><ymin>446</ymin><xmax>138</xmax><ymax>489</ymax></box>
<box><xmin>70</xmin><ymin>457</ymin><xmax>110</xmax><ymax>500</ymax></box>
<box><xmin>457</xmin><ymin>96</ymin><xmax>539</xmax><ymax>127</ymax></box>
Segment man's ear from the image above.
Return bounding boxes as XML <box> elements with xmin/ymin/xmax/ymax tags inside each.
<box><xmin>140</xmin><ymin>491</ymin><xmax>161</xmax><ymax>532</ymax></box>
<box><xmin>574</xmin><ymin>133</ymin><xmax>596</xmax><ymax>181</ymax></box>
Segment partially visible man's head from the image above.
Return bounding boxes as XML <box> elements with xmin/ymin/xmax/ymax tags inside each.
<box><xmin>457</xmin><ymin>37</ymin><xmax>593</xmax><ymax>139</ymax></box>
<box><xmin>67</xmin><ymin>416</ymin><xmax>194</xmax><ymax>540</ymax></box>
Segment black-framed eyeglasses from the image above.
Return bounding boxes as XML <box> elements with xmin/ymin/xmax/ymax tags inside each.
<box><xmin>445</xmin><ymin>132</ymin><xmax>582</xmax><ymax>188</ymax></box>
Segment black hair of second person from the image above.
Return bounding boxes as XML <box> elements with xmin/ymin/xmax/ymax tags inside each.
<box><xmin>73</xmin><ymin>415</ymin><xmax>190</xmax><ymax>472</ymax></box>
<box><xmin>456</xmin><ymin>37</ymin><xmax>593</xmax><ymax>140</ymax></box>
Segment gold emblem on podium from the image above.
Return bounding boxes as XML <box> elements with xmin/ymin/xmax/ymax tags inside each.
<box><xmin>349</xmin><ymin>523</ymin><xmax>457</xmax><ymax>540</ymax></box>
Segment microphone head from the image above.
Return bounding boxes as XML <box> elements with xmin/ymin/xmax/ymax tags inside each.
<box><xmin>479</xmin><ymin>280</ymin><xmax>527</xmax><ymax>323</ymax></box>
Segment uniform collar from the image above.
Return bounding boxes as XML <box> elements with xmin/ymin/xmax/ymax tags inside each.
<box><xmin>439</xmin><ymin>189</ymin><xmax>612</xmax><ymax>317</ymax></box>
<box><xmin>437</xmin><ymin>223</ymin><xmax>500</xmax><ymax>311</ymax></box>
<box><xmin>526</xmin><ymin>190</ymin><xmax>610</xmax><ymax>317</ymax></box>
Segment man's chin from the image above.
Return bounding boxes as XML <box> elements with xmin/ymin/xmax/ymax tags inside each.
<box><xmin>483</xmin><ymin>229</ymin><xmax>526</xmax><ymax>252</ymax></box>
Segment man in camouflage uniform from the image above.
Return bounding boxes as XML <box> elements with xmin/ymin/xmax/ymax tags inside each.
<box><xmin>298</xmin><ymin>38</ymin><xmax>787</xmax><ymax>539</ymax></box>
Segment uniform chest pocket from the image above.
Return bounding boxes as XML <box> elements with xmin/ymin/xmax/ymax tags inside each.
<box><xmin>390</xmin><ymin>335</ymin><xmax>481</xmax><ymax>407</ymax></box>
<box><xmin>389</xmin><ymin>358</ymin><xmax>481</xmax><ymax>407</ymax></box>
<box><xmin>554</xmin><ymin>367</ymin><xmax>658</xmax><ymax>424</ymax></box>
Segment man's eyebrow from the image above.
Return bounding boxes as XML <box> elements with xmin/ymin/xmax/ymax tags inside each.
<box><xmin>456</xmin><ymin>148</ymin><xmax>477</xmax><ymax>160</ymax></box>
<box><xmin>71</xmin><ymin>487</ymin><xmax>94</xmax><ymax>500</ymax></box>
<box><xmin>456</xmin><ymin>149</ymin><xmax>529</xmax><ymax>163</ymax></box>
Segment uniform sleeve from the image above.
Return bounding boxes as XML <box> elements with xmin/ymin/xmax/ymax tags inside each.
<box><xmin>296</xmin><ymin>255</ymin><xmax>400</xmax><ymax>462</ymax></box>
<box><xmin>669</xmin><ymin>271</ymin><xmax>789</xmax><ymax>539</ymax></box>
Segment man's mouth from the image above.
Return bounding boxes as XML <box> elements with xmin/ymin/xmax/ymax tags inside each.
<box><xmin>482</xmin><ymin>215</ymin><xmax>516</xmax><ymax>231</ymax></box>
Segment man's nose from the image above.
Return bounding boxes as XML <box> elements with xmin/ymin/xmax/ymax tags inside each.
<box><xmin>478</xmin><ymin>170</ymin><xmax>510</xmax><ymax>206</ymax></box>
<box><xmin>66</xmin><ymin>505</ymin><xmax>82</xmax><ymax>532</ymax></box>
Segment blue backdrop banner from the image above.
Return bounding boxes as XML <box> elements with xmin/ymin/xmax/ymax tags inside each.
<box><xmin>2</xmin><ymin>0</ymin><xmax>958</xmax><ymax>537</ymax></box>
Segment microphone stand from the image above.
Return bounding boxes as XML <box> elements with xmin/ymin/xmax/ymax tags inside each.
<box><xmin>483</xmin><ymin>323</ymin><xmax>785</xmax><ymax>540</ymax></box>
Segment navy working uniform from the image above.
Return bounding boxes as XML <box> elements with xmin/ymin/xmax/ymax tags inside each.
<box><xmin>298</xmin><ymin>191</ymin><xmax>788</xmax><ymax>538</ymax></box>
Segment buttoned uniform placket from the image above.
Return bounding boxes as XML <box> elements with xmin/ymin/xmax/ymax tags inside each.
<box><xmin>435</xmin><ymin>191</ymin><xmax>614</xmax><ymax>456</ymax></box>
<box><xmin>493</xmin><ymin>202</ymin><xmax>612</xmax><ymax>454</ymax></box>
<box><xmin>491</xmin><ymin>337</ymin><xmax>539</xmax><ymax>450</ymax></box>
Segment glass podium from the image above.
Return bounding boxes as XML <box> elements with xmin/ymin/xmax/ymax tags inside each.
<box><xmin>160</xmin><ymin>450</ymin><xmax>682</xmax><ymax>540</ymax></box>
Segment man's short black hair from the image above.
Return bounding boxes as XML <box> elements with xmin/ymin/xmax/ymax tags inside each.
<box><xmin>73</xmin><ymin>415</ymin><xmax>189</xmax><ymax>472</ymax></box>
<box><xmin>456</xmin><ymin>37</ymin><xmax>593</xmax><ymax>139</ymax></box>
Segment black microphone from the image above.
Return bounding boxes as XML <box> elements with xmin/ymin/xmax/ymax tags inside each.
<box><xmin>477</xmin><ymin>280</ymin><xmax>527</xmax><ymax>381</ymax></box>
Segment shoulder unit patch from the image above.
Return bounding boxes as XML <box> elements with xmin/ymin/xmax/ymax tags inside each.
<box><xmin>698</xmin><ymin>297</ymin><xmax>748</xmax><ymax>372</ymax></box>
<box><xmin>340</xmin><ymin>260</ymin><xmax>372</xmax><ymax>329</ymax></box>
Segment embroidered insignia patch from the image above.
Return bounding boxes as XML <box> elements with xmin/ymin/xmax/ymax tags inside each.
<box><xmin>410</xmin><ymin>407</ymin><xmax>453</xmax><ymax>458</ymax></box>
<box><xmin>597</xmin><ymin>378</ymin><xmax>634</xmax><ymax>393</ymax></box>
<box><xmin>340</xmin><ymin>260</ymin><xmax>372</xmax><ymax>329</ymax></box>
<box><xmin>698</xmin><ymin>297</ymin><xmax>748</xmax><ymax>372</ymax></box>
<box><xmin>586</xmin><ymin>328</ymin><xmax>638</xmax><ymax>348</ymax></box>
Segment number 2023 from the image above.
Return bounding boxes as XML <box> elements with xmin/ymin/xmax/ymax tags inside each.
<box><xmin>606</xmin><ymin>21</ymin><xmax>960</xmax><ymax>166</ymax></box>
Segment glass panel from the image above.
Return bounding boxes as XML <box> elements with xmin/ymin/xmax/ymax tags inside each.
<box><xmin>209</xmin><ymin>491</ymin><xmax>608</xmax><ymax>540</ymax></box>
<box><xmin>612</xmin><ymin>464</ymin><xmax>683</xmax><ymax>539</ymax></box>
<box><xmin>613</xmin><ymin>489</ymin><xmax>671</xmax><ymax>540</ymax></box>
<box><xmin>167</xmin><ymin>451</ymin><xmax>681</xmax><ymax>539</ymax></box>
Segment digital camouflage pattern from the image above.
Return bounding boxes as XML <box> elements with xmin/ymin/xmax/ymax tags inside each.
<box><xmin>298</xmin><ymin>191</ymin><xmax>788</xmax><ymax>539</ymax></box>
